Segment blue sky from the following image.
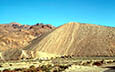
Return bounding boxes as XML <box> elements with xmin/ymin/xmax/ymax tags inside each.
<box><xmin>0</xmin><ymin>0</ymin><xmax>115</xmax><ymax>27</ymax></box>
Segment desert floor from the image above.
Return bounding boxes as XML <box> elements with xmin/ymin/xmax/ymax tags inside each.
<box><xmin>0</xmin><ymin>57</ymin><xmax>115</xmax><ymax>72</ymax></box>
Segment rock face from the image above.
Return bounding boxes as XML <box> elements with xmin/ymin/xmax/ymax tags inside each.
<box><xmin>0</xmin><ymin>22</ymin><xmax>55</xmax><ymax>51</ymax></box>
<box><xmin>29</xmin><ymin>22</ymin><xmax>115</xmax><ymax>57</ymax></box>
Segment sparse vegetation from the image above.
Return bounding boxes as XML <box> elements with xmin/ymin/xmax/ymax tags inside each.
<box><xmin>0</xmin><ymin>56</ymin><xmax>115</xmax><ymax>72</ymax></box>
<box><xmin>3</xmin><ymin>69</ymin><xmax>10</xmax><ymax>72</ymax></box>
<box><xmin>0</xmin><ymin>65</ymin><xmax>2</xmax><ymax>67</ymax></box>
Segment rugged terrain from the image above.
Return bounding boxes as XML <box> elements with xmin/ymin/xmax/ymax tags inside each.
<box><xmin>0</xmin><ymin>22</ymin><xmax>55</xmax><ymax>51</ymax></box>
<box><xmin>0</xmin><ymin>22</ymin><xmax>115</xmax><ymax>72</ymax></box>
<box><xmin>1</xmin><ymin>22</ymin><xmax>115</xmax><ymax>60</ymax></box>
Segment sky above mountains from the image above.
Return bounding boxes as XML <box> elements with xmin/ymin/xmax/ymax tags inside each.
<box><xmin>0</xmin><ymin>0</ymin><xmax>115</xmax><ymax>27</ymax></box>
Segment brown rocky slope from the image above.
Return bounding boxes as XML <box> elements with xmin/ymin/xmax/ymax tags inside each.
<box><xmin>29</xmin><ymin>22</ymin><xmax>115</xmax><ymax>57</ymax></box>
<box><xmin>1</xmin><ymin>22</ymin><xmax>115</xmax><ymax>60</ymax></box>
<box><xmin>0</xmin><ymin>22</ymin><xmax>55</xmax><ymax>51</ymax></box>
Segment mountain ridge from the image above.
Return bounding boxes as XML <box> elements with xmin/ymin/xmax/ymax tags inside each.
<box><xmin>0</xmin><ymin>22</ymin><xmax>55</xmax><ymax>51</ymax></box>
<box><xmin>1</xmin><ymin>22</ymin><xmax>115</xmax><ymax>60</ymax></box>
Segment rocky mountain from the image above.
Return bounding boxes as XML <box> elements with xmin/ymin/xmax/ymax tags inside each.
<box><xmin>1</xmin><ymin>22</ymin><xmax>115</xmax><ymax>60</ymax></box>
<box><xmin>0</xmin><ymin>22</ymin><xmax>55</xmax><ymax>51</ymax></box>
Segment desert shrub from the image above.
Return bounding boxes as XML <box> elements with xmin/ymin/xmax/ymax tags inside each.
<box><xmin>59</xmin><ymin>65</ymin><xmax>66</xmax><ymax>69</ymax></box>
<box><xmin>22</xmin><ymin>68</ymin><xmax>28</xmax><ymax>72</ymax></box>
<box><xmin>113</xmin><ymin>60</ymin><xmax>115</xmax><ymax>62</ymax></box>
<box><xmin>59</xmin><ymin>65</ymin><xmax>69</xmax><ymax>71</ymax></box>
<box><xmin>92</xmin><ymin>61</ymin><xmax>102</xmax><ymax>66</ymax></box>
<box><xmin>60</xmin><ymin>56</ymin><xmax>65</xmax><ymax>58</ymax></box>
<box><xmin>46</xmin><ymin>65</ymin><xmax>54</xmax><ymax>72</ymax></box>
<box><xmin>50</xmin><ymin>67</ymin><xmax>59</xmax><ymax>72</ymax></box>
<box><xmin>27</xmin><ymin>68</ymin><xmax>37</xmax><ymax>72</ymax></box>
<box><xmin>14</xmin><ymin>68</ymin><xmax>22</xmax><ymax>71</ymax></box>
<box><xmin>9</xmin><ymin>64</ymin><xmax>12</xmax><ymax>66</ymax></box>
<box><xmin>36</xmin><ymin>67</ymin><xmax>43</xmax><ymax>72</ymax></box>
<box><xmin>50</xmin><ymin>57</ymin><xmax>54</xmax><ymax>60</ymax></box>
<box><xmin>39</xmin><ymin>59</ymin><xmax>43</xmax><ymax>63</ymax></box>
<box><xmin>50</xmin><ymin>65</ymin><xmax>70</xmax><ymax>72</ymax></box>
<box><xmin>0</xmin><ymin>65</ymin><xmax>2</xmax><ymax>67</ymax></box>
<box><xmin>29</xmin><ymin>65</ymin><xmax>35</xmax><ymax>69</ymax></box>
<box><xmin>38</xmin><ymin>64</ymin><xmax>56</xmax><ymax>72</ymax></box>
<box><xmin>80</xmin><ymin>61</ymin><xmax>88</xmax><ymax>65</ymax></box>
<box><xmin>3</xmin><ymin>69</ymin><xmax>11</xmax><ymax>72</ymax></box>
<box><xmin>29</xmin><ymin>65</ymin><xmax>37</xmax><ymax>72</ymax></box>
<box><xmin>107</xmin><ymin>60</ymin><xmax>114</xmax><ymax>63</ymax></box>
<box><xmin>40</xmin><ymin>65</ymin><xmax>49</xmax><ymax>71</ymax></box>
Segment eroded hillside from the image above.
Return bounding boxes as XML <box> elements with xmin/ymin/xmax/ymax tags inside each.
<box><xmin>33</xmin><ymin>22</ymin><xmax>115</xmax><ymax>57</ymax></box>
<box><xmin>1</xmin><ymin>22</ymin><xmax>115</xmax><ymax>60</ymax></box>
<box><xmin>0</xmin><ymin>22</ymin><xmax>55</xmax><ymax>51</ymax></box>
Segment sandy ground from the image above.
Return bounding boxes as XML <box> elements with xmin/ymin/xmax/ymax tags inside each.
<box><xmin>0</xmin><ymin>57</ymin><xmax>115</xmax><ymax>72</ymax></box>
<box><xmin>64</xmin><ymin>62</ymin><xmax>115</xmax><ymax>72</ymax></box>
<box><xmin>0</xmin><ymin>62</ymin><xmax>115</xmax><ymax>72</ymax></box>
<box><xmin>63</xmin><ymin>65</ymin><xmax>109</xmax><ymax>72</ymax></box>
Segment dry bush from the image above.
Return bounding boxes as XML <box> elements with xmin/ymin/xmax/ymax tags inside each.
<box><xmin>92</xmin><ymin>61</ymin><xmax>103</xmax><ymax>66</ymax></box>
<box><xmin>3</xmin><ymin>69</ymin><xmax>11</xmax><ymax>72</ymax></box>
<box><xmin>14</xmin><ymin>68</ymin><xmax>22</xmax><ymax>71</ymax></box>
<box><xmin>0</xmin><ymin>65</ymin><xmax>2</xmax><ymax>67</ymax></box>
